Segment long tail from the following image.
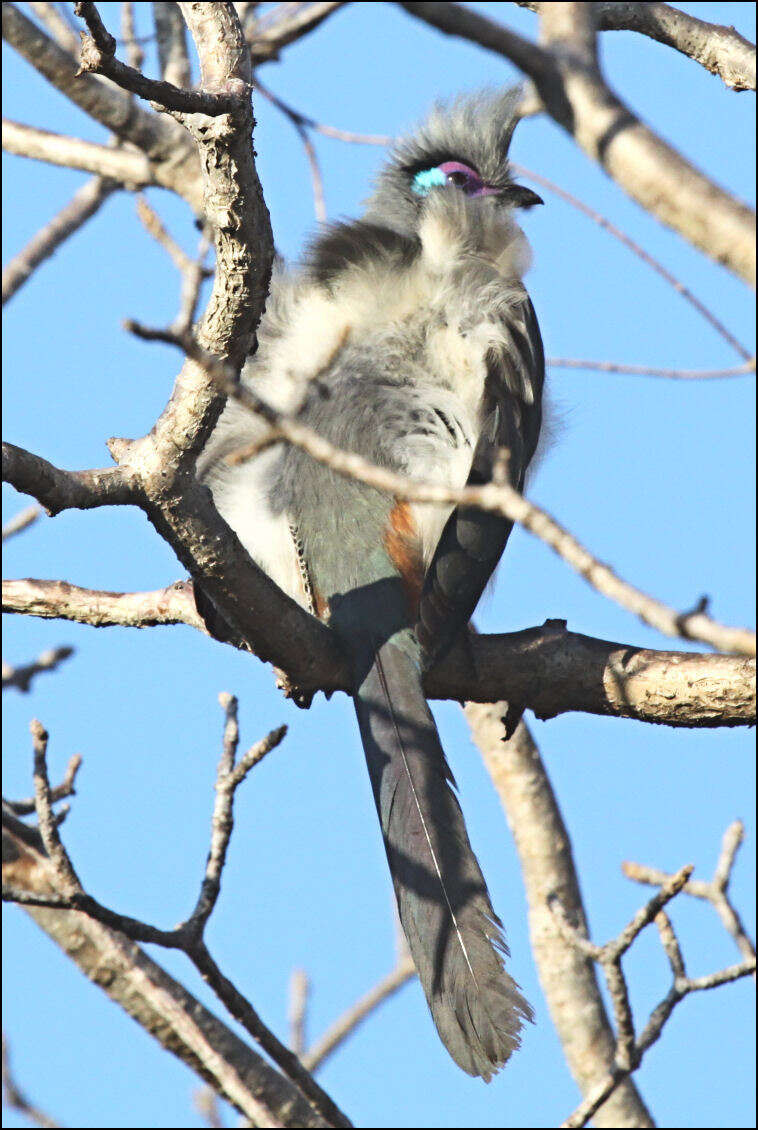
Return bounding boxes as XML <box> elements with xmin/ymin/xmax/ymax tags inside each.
<box><xmin>352</xmin><ymin>634</ymin><xmax>533</xmax><ymax>1079</ymax></box>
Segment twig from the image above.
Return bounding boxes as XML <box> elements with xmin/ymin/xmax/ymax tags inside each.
<box><xmin>511</xmin><ymin>163</ymin><xmax>754</xmax><ymax>362</ymax></box>
<box><xmin>2</xmin><ymin>505</ymin><xmax>40</xmax><ymax>540</ymax></box>
<box><xmin>2</xmin><ymin>647</ymin><xmax>75</xmax><ymax>694</ymax></box>
<box><xmin>4</xmin><ymin>752</ymin><xmax>81</xmax><ymax>815</ymax></box>
<box><xmin>2</xmin><ymin>175</ymin><xmax>116</xmax><ymax>304</ymax></box>
<box><xmin>136</xmin><ymin>195</ymin><xmax>212</xmax><ymax>330</ymax></box>
<box><xmin>2</xmin><ymin>711</ymin><xmax>349</xmax><ymax>1128</ymax></box>
<box><xmin>554</xmin><ymin>859</ymin><xmax>756</xmax><ymax>1127</ymax></box>
<box><xmin>1</xmin><ymin>1033</ymin><xmax>59</xmax><ymax>1129</ymax></box>
<box><xmin>623</xmin><ymin>821</ymin><xmax>756</xmax><ymax>968</ymax></box>
<box><xmin>126</xmin><ymin>323</ymin><xmax>757</xmax><ymax>658</ymax></box>
<box><xmin>302</xmin><ymin>957</ymin><xmax>416</xmax><ymax>1072</ymax></box>
<box><xmin>253</xmin><ymin>80</ymin><xmax>392</xmax><ymax>146</ymax></box>
<box><xmin>30</xmin><ymin>720</ymin><xmax>80</xmax><ymax>889</ymax></box>
<box><xmin>289</xmin><ymin>969</ymin><xmax>310</xmax><ymax>1057</ymax></box>
<box><xmin>73</xmin><ymin>2</ymin><xmax>245</xmax><ymax>115</ymax></box>
<box><xmin>244</xmin><ymin>2</ymin><xmax>346</xmax><ymax>61</ymax></box>
<box><xmin>548</xmin><ymin>358</ymin><xmax>756</xmax><ymax>379</ymax></box>
<box><xmin>189</xmin><ymin>696</ymin><xmax>286</xmax><ymax>931</ymax></box>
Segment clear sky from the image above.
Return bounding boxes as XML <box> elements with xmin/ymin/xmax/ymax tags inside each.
<box><xmin>2</xmin><ymin>3</ymin><xmax>755</xmax><ymax>1127</ymax></box>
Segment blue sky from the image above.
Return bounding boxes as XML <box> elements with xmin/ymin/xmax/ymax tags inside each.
<box><xmin>2</xmin><ymin>3</ymin><xmax>755</xmax><ymax>1127</ymax></box>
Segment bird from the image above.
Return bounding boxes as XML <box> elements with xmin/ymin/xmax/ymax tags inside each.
<box><xmin>197</xmin><ymin>88</ymin><xmax>545</xmax><ymax>1080</ymax></box>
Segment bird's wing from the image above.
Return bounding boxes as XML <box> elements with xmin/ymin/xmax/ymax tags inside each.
<box><xmin>417</xmin><ymin>296</ymin><xmax>544</xmax><ymax>667</ymax></box>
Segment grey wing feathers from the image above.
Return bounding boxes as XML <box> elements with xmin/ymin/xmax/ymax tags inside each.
<box><xmin>418</xmin><ymin>296</ymin><xmax>544</xmax><ymax>666</ymax></box>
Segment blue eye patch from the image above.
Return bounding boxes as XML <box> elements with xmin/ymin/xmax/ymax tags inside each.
<box><xmin>412</xmin><ymin>167</ymin><xmax>447</xmax><ymax>196</ymax></box>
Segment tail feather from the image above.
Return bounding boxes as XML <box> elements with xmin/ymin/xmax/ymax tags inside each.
<box><xmin>353</xmin><ymin>635</ymin><xmax>532</xmax><ymax>1079</ymax></box>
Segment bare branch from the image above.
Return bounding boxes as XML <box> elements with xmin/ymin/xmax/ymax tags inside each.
<box><xmin>303</xmin><ymin>957</ymin><xmax>416</xmax><ymax>1073</ymax></box>
<box><xmin>2</xmin><ymin>647</ymin><xmax>75</xmax><ymax>694</ymax></box>
<box><xmin>189</xmin><ymin>695</ymin><xmax>286</xmax><ymax>930</ymax></box>
<box><xmin>28</xmin><ymin>2</ymin><xmax>80</xmax><ymax>55</ymax></box>
<box><xmin>2</xmin><ymin>175</ymin><xmax>116</xmax><ymax>304</ymax></box>
<box><xmin>552</xmin><ymin>850</ymin><xmax>756</xmax><ymax>1128</ymax></box>
<box><xmin>74</xmin><ymin>1</ymin><xmax>245</xmax><ymax>115</ymax></box>
<box><xmin>153</xmin><ymin>1</ymin><xmax>192</xmax><ymax>87</ymax></box>
<box><xmin>515</xmin><ymin>2</ymin><xmax>757</xmax><ymax>92</ymax></box>
<box><xmin>1</xmin><ymin>505</ymin><xmax>40</xmax><ymax>541</ymax></box>
<box><xmin>253</xmin><ymin>79</ymin><xmax>393</xmax><ymax>146</ymax></box>
<box><xmin>464</xmin><ymin>712</ymin><xmax>653</xmax><ymax>1126</ymax></box>
<box><xmin>244</xmin><ymin>2</ymin><xmax>346</xmax><ymax>61</ymax></box>
<box><xmin>4</xmin><ymin>751</ymin><xmax>82</xmax><ymax>816</ymax></box>
<box><xmin>4</xmin><ymin>578</ymin><xmax>754</xmax><ymax>727</ymax></box>
<box><xmin>623</xmin><ymin>821</ymin><xmax>756</xmax><ymax>967</ymax></box>
<box><xmin>1</xmin><ymin>579</ymin><xmax>207</xmax><ymax>633</ymax></box>
<box><xmin>399</xmin><ymin>2</ymin><xmax>756</xmax><ymax>284</ymax></box>
<box><xmin>549</xmin><ymin>358</ymin><xmax>756</xmax><ymax>379</ymax></box>
<box><xmin>135</xmin><ymin>194</ymin><xmax>212</xmax><ymax>331</ymax></box>
<box><xmin>2</xmin><ymin>441</ymin><xmax>137</xmax><ymax>514</ymax></box>
<box><xmin>511</xmin><ymin>162</ymin><xmax>754</xmax><ymax>360</ymax></box>
<box><xmin>2</xmin><ymin>811</ymin><xmax>328</xmax><ymax>1127</ymax></box>
<box><xmin>3</xmin><ymin>713</ymin><xmax>351</xmax><ymax>1128</ymax></box>
<box><xmin>2</xmin><ymin>119</ymin><xmax>152</xmax><ymax>186</ymax></box>
<box><xmin>289</xmin><ymin>969</ymin><xmax>310</xmax><ymax>1057</ymax></box>
<box><xmin>2</xmin><ymin>5</ymin><xmax>203</xmax><ymax>211</ymax></box>
<box><xmin>1</xmin><ymin>1034</ymin><xmax>59</xmax><ymax>1129</ymax></box>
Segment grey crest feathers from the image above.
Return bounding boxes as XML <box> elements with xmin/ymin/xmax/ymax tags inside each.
<box><xmin>364</xmin><ymin>87</ymin><xmax>530</xmax><ymax>233</ymax></box>
<box><xmin>199</xmin><ymin>88</ymin><xmax>543</xmax><ymax>1080</ymax></box>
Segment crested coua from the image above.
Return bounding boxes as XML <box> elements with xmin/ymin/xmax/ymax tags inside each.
<box><xmin>198</xmin><ymin>89</ymin><xmax>545</xmax><ymax>1079</ymax></box>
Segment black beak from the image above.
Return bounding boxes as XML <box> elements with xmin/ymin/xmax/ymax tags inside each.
<box><xmin>501</xmin><ymin>183</ymin><xmax>544</xmax><ymax>209</ymax></box>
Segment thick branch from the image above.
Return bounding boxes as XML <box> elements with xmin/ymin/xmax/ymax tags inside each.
<box><xmin>6</xmin><ymin>578</ymin><xmax>753</xmax><ymax>728</ymax></box>
<box><xmin>2</xmin><ymin>119</ymin><xmax>152</xmax><ymax>186</ymax></box>
<box><xmin>399</xmin><ymin>2</ymin><xmax>756</xmax><ymax>284</ymax></box>
<box><xmin>464</xmin><ymin>712</ymin><xmax>653</xmax><ymax>1126</ymax></box>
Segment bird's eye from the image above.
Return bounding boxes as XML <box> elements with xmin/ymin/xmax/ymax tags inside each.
<box><xmin>412</xmin><ymin>160</ymin><xmax>485</xmax><ymax>197</ymax></box>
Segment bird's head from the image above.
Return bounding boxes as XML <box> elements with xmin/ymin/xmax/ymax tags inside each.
<box><xmin>364</xmin><ymin>88</ymin><xmax>543</xmax><ymax>234</ymax></box>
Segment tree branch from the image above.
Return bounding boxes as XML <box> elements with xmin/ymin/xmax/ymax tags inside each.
<box><xmin>2</xmin><ymin>119</ymin><xmax>151</xmax><ymax>186</ymax></box>
<box><xmin>2</xmin><ymin>806</ymin><xmax>329</xmax><ymax>1127</ymax></box>
<box><xmin>516</xmin><ymin>2</ymin><xmax>757</xmax><ymax>92</ymax></box>
<box><xmin>242</xmin><ymin>2</ymin><xmax>346</xmax><ymax>62</ymax></box>
<box><xmin>2</xmin><ymin>647</ymin><xmax>75</xmax><ymax>694</ymax></box>
<box><xmin>2</xmin><ymin>4</ymin><xmax>203</xmax><ymax>212</ymax></box>
<box><xmin>2</xmin><ymin>174</ymin><xmax>116</xmax><ymax>304</ymax></box>
<box><xmin>2</xmin><ymin>442</ymin><xmax>137</xmax><ymax>514</ymax></box>
<box><xmin>5</xmin><ymin>578</ymin><xmax>754</xmax><ymax>728</ymax></box>
<box><xmin>464</xmin><ymin>712</ymin><xmax>653</xmax><ymax>1126</ymax></box>
<box><xmin>74</xmin><ymin>1</ymin><xmax>245</xmax><ymax>115</ymax></box>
